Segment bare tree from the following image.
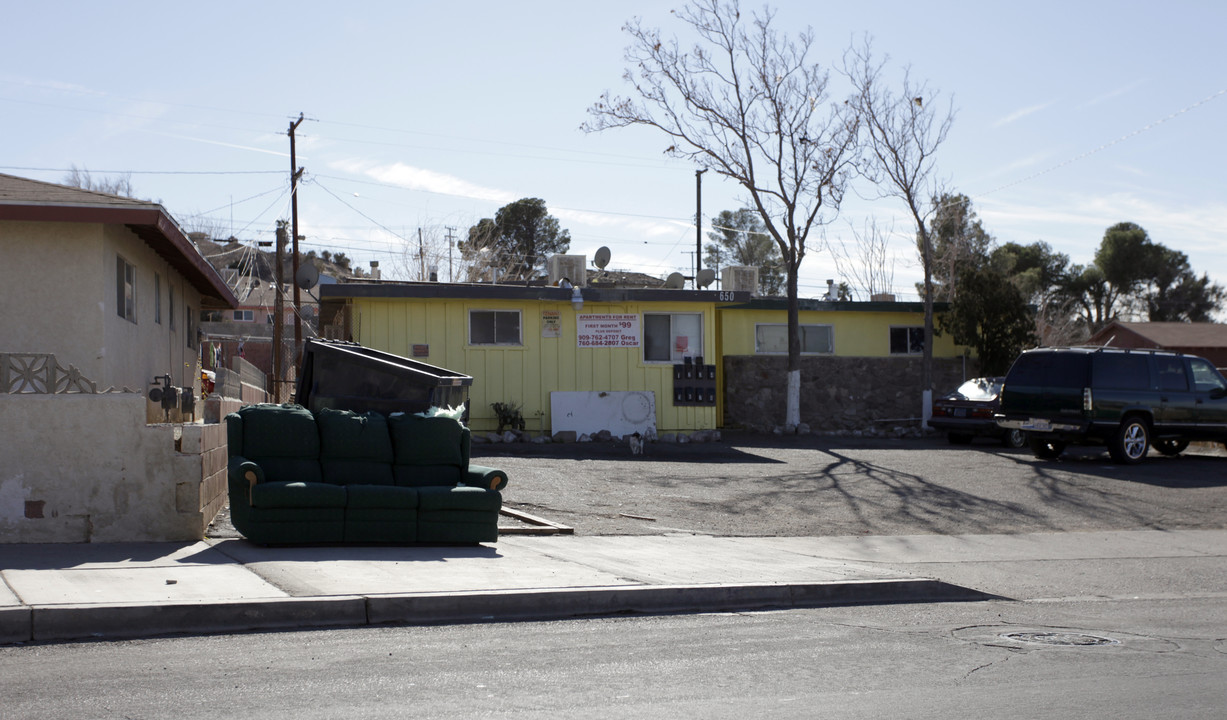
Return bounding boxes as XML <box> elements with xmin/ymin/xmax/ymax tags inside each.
<box><xmin>845</xmin><ymin>39</ymin><xmax>954</xmax><ymax>413</ymax></box>
<box><xmin>62</xmin><ymin>165</ymin><xmax>137</xmax><ymax>198</ymax></box>
<box><xmin>830</xmin><ymin>217</ymin><xmax>897</xmax><ymax>300</ymax></box>
<box><xmin>392</xmin><ymin>227</ymin><xmax>458</xmax><ymax>282</ymax></box>
<box><xmin>585</xmin><ymin>0</ymin><xmax>859</xmax><ymax>428</ymax></box>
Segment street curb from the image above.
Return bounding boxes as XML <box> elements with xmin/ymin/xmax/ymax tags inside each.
<box><xmin>4</xmin><ymin>578</ymin><xmax>994</xmax><ymax>644</ymax></box>
<box><xmin>367</xmin><ymin>578</ymin><xmax>995</xmax><ymax>625</ymax></box>
<box><xmin>0</xmin><ymin>607</ymin><xmax>32</xmax><ymax>644</ymax></box>
<box><xmin>26</xmin><ymin>596</ymin><xmax>367</xmax><ymax>643</ymax></box>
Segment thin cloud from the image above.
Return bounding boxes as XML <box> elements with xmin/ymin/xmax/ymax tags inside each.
<box><xmin>1081</xmin><ymin>80</ymin><xmax>1146</xmax><ymax>108</ymax></box>
<box><xmin>992</xmin><ymin>101</ymin><xmax>1054</xmax><ymax>128</ymax></box>
<box><xmin>143</xmin><ymin>129</ymin><xmax>289</xmax><ymax>158</ymax></box>
<box><xmin>337</xmin><ymin>159</ymin><xmax>516</xmax><ymax>205</ymax></box>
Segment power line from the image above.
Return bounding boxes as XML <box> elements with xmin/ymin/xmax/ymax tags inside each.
<box><xmin>0</xmin><ymin>165</ymin><xmax>281</xmax><ymax>176</ymax></box>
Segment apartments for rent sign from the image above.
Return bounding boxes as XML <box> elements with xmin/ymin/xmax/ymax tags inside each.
<box><xmin>576</xmin><ymin>314</ymin><xmax>639</xmax><ymax>348</ymax></box>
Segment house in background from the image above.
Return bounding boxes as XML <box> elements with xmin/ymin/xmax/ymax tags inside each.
<box><xmin>1087</xmin><ymin>320</ymin><xmax>1227</xmax><ymax>368</ymax></box>
<box><xmin>200</xmin><ymin>269</ymin><xmax>321</xmax><ymax>394</ymax></box>
<box><xmin>0</xmin><ymin>173</ymin><xmax>236</xmax><ymax>396</ymax></box>
<box><xmin>318</xmin><ymin>254</ymin><xmax>971</xmax><ymax>436</ymax></box>
<box><xmin>0</xmin><ymin>173</ymin><xmax>238</xmax><ymax>542</ymax></box>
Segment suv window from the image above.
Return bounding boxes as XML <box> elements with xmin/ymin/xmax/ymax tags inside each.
<box><xmin>1092</xmin><ymin>353</ymin><xmax>1151</xmax><ymax>390</ymax></box>
<box><xmin>1007</xmin><ymin>351</ymin><xmax>1088</xmax><ymax>388</ymax></box>
<box><xmin>1156</xmin><ymin>356</ymin><xmax>1189</xmax><ymax>392</ymax></box>
<box><xmin>1190</xmin><ymin>358</ymin><xmax>1227</xmax><ymax>393</ymax></box>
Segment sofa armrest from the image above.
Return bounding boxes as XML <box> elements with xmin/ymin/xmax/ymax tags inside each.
<box><xmin>227</xmin><ymin>457</ymin><xmax>265</xmax><ymax>504</ymax></box>
<box><xmin>466</xmin><ymin>465</ymin><xmax>508</xmax><ymax>491</ymax></box>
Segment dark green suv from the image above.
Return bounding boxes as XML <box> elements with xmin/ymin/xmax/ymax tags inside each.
<box><xmin>996</xmin><ymin>347</ymin><xmax>1227</xmax><ymax>463</ymax></box>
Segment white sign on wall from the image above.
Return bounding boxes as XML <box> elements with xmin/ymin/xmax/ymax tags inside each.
<box><xmin>551</xmin><ymin>391</ymin><xmax>656</xmax><ymax>437</ymax></box>
<box><xmin>576</xmin><ymin>314</ymin><xmax>639</xmax><ymax>348</ymax></box>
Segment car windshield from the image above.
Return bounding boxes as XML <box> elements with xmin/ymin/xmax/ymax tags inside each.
<box><xmin>954</xmin><ymin>378</ymin><xmax>1001</xmax><ymax>401</ymax></box>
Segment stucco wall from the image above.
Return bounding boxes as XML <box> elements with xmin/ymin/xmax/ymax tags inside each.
<box><xmin>0</xmin><ymin>394</ymin><xmax>220</xmax><ymax>543</ymax></box>
<box><xmin>723</xmin><ymin>355</ymin><xmax>971</xmax><ymax>432</ymax></box>
<box><xmin>0</xmin><ymin>220</ymin><xmax>204</xmax><ymax>393</ymax></box>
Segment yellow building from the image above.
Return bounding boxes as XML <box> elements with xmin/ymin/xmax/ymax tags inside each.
<box><xmin>319</xmin><ymin>282</ymin><xmax>970</xmax><ymax>435</ymax></box>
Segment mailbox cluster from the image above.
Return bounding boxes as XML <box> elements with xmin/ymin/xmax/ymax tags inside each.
<box><xmin>672</xmin><ymin>356</ymin><xmax>717</xmax><ymax>406</ymax></box>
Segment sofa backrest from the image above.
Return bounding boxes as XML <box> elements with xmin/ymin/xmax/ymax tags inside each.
<box><xmin>317</xmin><ymin>408</ymin><xmax>395</xmax><ymax>486</ymax></box>
<box><xmin>388</xmin><ymin>414</ymin><xmax>469</xmax><ymax>487</ymax></box>
<box><xmin>232</xmin><ymin>403</ymin><xmax>323</xmax><ymax>485</ymax></box>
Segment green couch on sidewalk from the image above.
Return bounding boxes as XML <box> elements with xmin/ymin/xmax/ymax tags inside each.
<box><xmin>225</xmin><ymin>404</ymin><xmax>508</xmax><ymax>545</ymax></box>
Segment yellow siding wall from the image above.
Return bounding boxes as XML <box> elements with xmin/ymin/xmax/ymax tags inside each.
<box><xmin>353</xmin><ymin>297</ymin><xmax>719</xmax><ymax>434</ymax></box>
<box><xmin>718</xmin><ymin>308</ymin><xmax>966</xmax><ymax>357</ymax></box>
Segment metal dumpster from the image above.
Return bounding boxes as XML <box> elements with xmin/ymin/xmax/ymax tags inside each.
<box><xmin>294</xmin><ymin>339</ymin><xmax>472</xmax><ymax>416</ymax></box>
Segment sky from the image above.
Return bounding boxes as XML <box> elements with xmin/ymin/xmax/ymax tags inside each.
<box><xmin>3</xmin><ymin>1</ymin><xmax>1225</xmax><ymax>304</ymax></box>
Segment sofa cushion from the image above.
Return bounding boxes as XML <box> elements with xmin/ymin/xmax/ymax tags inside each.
<box><xmin>318</xmin><ymin>408</ymin><xmax>394</xmax><ymax>462</ymax></box>
<box><xmin>237</xmin><ymin>404</ymin><xmax>323</xmax><ymax>485</ymax></box>
<box><xmin>239</xmin><ymin>404</ymin><xmax>320</xmax><ymax>458</ymax></box>
<box><xmin>393</xmin><ymin>464</ymin><xmax>462</xmax><ymax>488</ymax></box>
<box><xmin>318</xmin><ymin>409</ymin><xmax>396</xmax><ymax>486</ymax></box>
<box><xmin>389</xmin><ymin>415</ymin><xmax>465</xmax><ymax>467</ymax></box>
<box><xmin>250</xmin><ymin>481</ymin><xmax>347</xmax><ymax>509</ymax></box>
<box><xmin>347</xmin><ymin>484</ymin><xmax>419</xmax><ymax>509</ymax></box>
<box><xmin>417</xmin><ymin>486</ymin><xmax>502</xmax><ymax>512</ymax></box>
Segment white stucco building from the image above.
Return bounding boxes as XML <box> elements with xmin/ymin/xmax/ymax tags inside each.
<box><xmin>0</xmin><ymin>174</ymin><xmax>238</xmax><ymax>542</ymax></box>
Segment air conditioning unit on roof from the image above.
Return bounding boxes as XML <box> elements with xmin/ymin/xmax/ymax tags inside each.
<box><xmin>723</xmin><ymin>266</ymin><xmax>759</xmax><ymax>296</ymax></box>
<box><xmin>547</xmin><ymin>255</ymin><xmax>587</xmax><ymax>287</ymax></box>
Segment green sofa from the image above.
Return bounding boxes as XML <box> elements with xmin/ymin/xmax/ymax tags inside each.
<box><xmin>225</xmin><ymin>404</ymin><xmax>508</xmax><ymax>545</ymax></box>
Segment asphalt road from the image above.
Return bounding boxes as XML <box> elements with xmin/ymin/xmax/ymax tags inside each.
<box><xmin>4</xmin><ymin>597</ymin><xmax>1224</xmax><ymax>719</ymax></box>
<box><xmin>478</xmin><ymin>433</ymin><xmax>1227</xmax><ymax>537</ymax></box>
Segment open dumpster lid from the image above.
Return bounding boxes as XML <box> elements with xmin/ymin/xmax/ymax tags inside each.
<box><xmin>295</xmin><ymin>339</ymin><xmax>472</xmax><ymax>416</ymax></box>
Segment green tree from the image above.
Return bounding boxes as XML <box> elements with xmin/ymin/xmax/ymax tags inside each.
<box><xmin>1142</xmin><ymin>246</ymin><xmax>1225</xmax><ymax>322</ymax></box>
<box><xmin>458</xmin><ymin>198</ymin><xmax>570</xmax><ymax>282</ymax></box>
<box><xmin>586</xmin><ymin>0</ymin><xmax>860</xmax><ymax>428</ymax></box>
<box><xmin>940</xmin><ymin>265</ymin><xmax>1036</xmax><ymax>375</ymax></box>
<box><xmin>1057</xmin><ymin>222</ymin><xmax>1224</xmax><ymax>334</ymax></box>
<box><xmin>991</xmin><ymin>241</ymin><xmax>1077</xmax><ymax>345</ymax></box>
<box><xmin>704</xmin><ymin>209</ymin><xmax>785</xmax><ymax>295</ymax></box>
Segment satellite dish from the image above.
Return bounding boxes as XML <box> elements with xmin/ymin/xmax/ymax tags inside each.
<box><xmin>593</xmin><ymin>246</ymin><xmax>611</xmax><ymax>270</ymax></box>
<box><xmin>665</xmin><ymin>272</ymin><xmax>685</xmax><ymax>289</ymax></box>
<box><xmin>295</xmin><ymin>263</ymin><xmax>319</xmax><ymax>290</ymax></box>
<box><xmin>696</xmin><ymin>268</ymin><xmax>716</xmax><ymax>288</ymax></box>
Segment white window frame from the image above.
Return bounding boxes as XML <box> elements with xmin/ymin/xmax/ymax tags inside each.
<box><xmin>643</xmin><ymin>312</ymin><xmax>703</xmax><ymax>363</ymax></box>
<box><xmin>754</xmin><ymin>323</ymin><xmax>834</xmax><ymax>355</ymax></box>
<box><xmin>889</xmin><ymin>326</ymin><xmax>925</xmax><ymax>355</ymax></box>
<box><xmin>468</xmin><ymin>309</ymin><xmax>523</xmax><ymax>346</ymax></box>
<box><xmin>233</xmin><ymin>309</ymin><xmax>255</xmax><ymax>322</ymax></box>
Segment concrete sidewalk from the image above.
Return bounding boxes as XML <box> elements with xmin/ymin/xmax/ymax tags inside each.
<box><xmin>3</xmin><ymin>529</ymin><xmax>1224</xmax><ymax>644</ymax></box>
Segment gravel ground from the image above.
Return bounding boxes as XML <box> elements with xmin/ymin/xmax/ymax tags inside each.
<box><xmin>208</xmin><ymin>433</ymin><xmax>1227</xmax><ymax>540</ymax></box>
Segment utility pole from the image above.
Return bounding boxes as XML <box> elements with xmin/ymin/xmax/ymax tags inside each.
<box><xmin>445</xmin><ymin>226</ymin><xmax>456</xmax><ymax>283</ymax></box>
<box><xmin>288</xmin><ymin>113</ymin><xmax>305</xmax><ymax>365</ymax></box>
<box><xmin>418</xmin><ymin>228</ymin><xmax>426</xmax><ymax>280</ymax></box>
<box><xmin>273</xmin><ymin>221</ymin><xmax>287</xmax><ymax>401</ymax></box>
<box><xmin>695</xmin><ymin>169</ymin><xmax>707</xmax><ymax>289</ymax></box>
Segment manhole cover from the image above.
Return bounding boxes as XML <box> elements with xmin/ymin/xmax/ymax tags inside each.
<box><xmin>953</xmin><ymin>625</ymin><xmax>1177</xmax><ymax>652</ymax></box>
<box><xmin>1001</xmin><ymin>631</ymin><xmax>1118</xmax><ymax>647</ymax></box>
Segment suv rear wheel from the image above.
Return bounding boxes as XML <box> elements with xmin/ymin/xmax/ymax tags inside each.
<box><xmin>1154</xmin><ymin>439</ymin><xmax>1189</xmax><ymax>456</ymax></box>
<box><xmin>1029</xmin><ymin>436</ymin><xmax>1066</xmax><ymax>460</ymax></box>
<box><xmin>1109</xmin><ymin>416</ymin><xmax>1151</xmax><ymax>464</ymax></box>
